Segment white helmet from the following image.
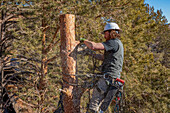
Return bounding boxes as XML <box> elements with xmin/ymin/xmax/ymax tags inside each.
<box><xmin>104</xmin><ymin>22</ymin><xmax>121</xmax><ymax>32</ymax></box>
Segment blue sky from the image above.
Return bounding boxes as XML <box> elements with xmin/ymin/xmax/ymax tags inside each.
<box><xmin>145</xmin><ymin>0</ymin><xmax>170</xmax><ymax>23</ymax></box>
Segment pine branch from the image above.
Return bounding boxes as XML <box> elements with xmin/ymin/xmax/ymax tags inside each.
<box><xmin>1</xmin><ymin>13</ymin><xmax>18</xmax><ymax>25</ymax></box>
<box><xmin>46</xmin><ymin>54</ymin><xmax>60</xmax><ymax>65</ymax></box>
<box><xmin>44</xmin><ymin>26</ymin><xmax>60</xmax><ymax>54</ymax></box>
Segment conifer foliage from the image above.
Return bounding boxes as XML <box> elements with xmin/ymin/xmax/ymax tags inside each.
<box><xmin>0</xmin><ymin>0</ymin><xmax>169</xmax><ymax>113</ymax></box>
<box><xmin>0</xmin><ymin>1</ymin><xmax>31</xmax><ymax>112</ymax></box>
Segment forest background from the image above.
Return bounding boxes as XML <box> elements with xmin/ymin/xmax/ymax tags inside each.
<box><xmin>0</xmin><ymin>0</ymin><xmax>169</xmax><ymax>113</ymax></box>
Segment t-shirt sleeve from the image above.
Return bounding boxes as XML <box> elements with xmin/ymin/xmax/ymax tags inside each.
<box><xmin>102</xmin><ymin>39</ymin><xmax>119</xmax><ymax>52</ymax></box>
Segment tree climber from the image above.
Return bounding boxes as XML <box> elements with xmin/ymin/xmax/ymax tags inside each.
<box><xmin>80</xmin><ymin>23</ymin><xmax>124</xmax><ymax>113</ymax></box>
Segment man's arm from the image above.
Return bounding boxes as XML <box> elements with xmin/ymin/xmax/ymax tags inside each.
<box><xmin>79</xmin><ymin>38</ymin><xmax>105</xmax><ymax>60</ymax></box>
<box><xmin>93</xmin><ymin>53</ymin><xmax>104</xmax><ymax>61</ymax></box>
<box><xmin>83</xmin><ymin>40</ymin><xmax>105</xmax><ymax>50</ymax></box>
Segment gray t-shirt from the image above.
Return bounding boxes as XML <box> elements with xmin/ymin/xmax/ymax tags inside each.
<box><xmin>101</xmin><ymin>38</ymin><xmax>124</xmax><ymax>78</ymax></box>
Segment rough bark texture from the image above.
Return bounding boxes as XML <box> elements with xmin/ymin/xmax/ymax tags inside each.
<box><xmin>60</xmin><ymin>14</ymin><xmax>80</xmax><ymax>113</ymax></box>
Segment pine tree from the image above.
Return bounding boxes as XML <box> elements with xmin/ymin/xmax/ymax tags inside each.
<box><xmin>116</xmin><ymin>1</ymin><xmax>169</xmax><ymax>112</ymax></box>
<box><xmin>0</xmin><ymin>1</ymin><xmax>31</xmax><ymax>112</ymax></box>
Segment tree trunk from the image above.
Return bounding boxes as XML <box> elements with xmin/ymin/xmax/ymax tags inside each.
<box><xmin>38</xmin><ymin>16</ymin><xmax>48</xmax><ymax>112</ymax></box>
<box><xmin>60</xmin><ymin>14</ymin><xmax>81</xmax><ymax>113</ymax></box>
<box><xmin>0</xmin><ymin>9</ymin><xmax>4</xmax><ymax>113</ymax></box>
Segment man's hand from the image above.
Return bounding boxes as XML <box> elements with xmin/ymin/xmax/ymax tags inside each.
<box><xmin>80</xmin><ymin>38</ymin><xmax>86</xmax><ymax>43</ymax></box>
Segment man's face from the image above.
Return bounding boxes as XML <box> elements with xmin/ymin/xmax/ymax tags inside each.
<box><xmin>104</xmin><ymin>31</ymin><xmax>110</xmax><ymax>41</ymax></box>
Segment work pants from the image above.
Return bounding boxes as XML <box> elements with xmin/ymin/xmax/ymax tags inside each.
<box><xmin>89</xmin><ymin>77</ymin><xmax>117</xmax><ymax>112</ymax></box>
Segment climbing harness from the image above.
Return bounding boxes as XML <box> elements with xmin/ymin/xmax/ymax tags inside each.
<box><xmin>99</xmin><ymin>78</ymin><xmax>125</xmax><ymax>113</ymax></box>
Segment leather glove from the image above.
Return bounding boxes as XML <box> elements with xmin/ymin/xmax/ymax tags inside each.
<box><xmin>80</xmin><ymin>38</ymin><xmax>86</xmax><ymax>43</ymax></box>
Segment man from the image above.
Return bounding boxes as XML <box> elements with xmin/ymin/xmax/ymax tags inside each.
<box><xmin>80</xmin><ymin>22</ymin><xmax>124</xmax><ymax>113</ymax></box>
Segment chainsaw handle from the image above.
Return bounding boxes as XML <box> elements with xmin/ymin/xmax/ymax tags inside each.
<box><xmin>115</xmin><ymin>78</ymin><xmax>125</xmax><ymax>84</ymax></box>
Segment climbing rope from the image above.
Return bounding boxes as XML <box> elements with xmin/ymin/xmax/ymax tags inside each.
<box><xmin>56</xmin><ymin>43</ymin><xmax>99</xmax><ymax>112</ymax></box>
<box><xmin>60</xmin><ymin>43</ymin><xmax>100</xmax><ymax>88</ymax></box>
<box><xmin>58</xmin><ymin>43</ymin><xmax>125</xmax><ymax>113</ymax></box>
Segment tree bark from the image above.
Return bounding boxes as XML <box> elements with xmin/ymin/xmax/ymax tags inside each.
<box><xmin>0</xmin><ymin>9</ymin><xmax>5</xmax><ymax>113</ymax></box>
<box><xmin>60</xmin><ymin>14</ymin><xmax>81</xmax><ymax>113</ymax></box>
